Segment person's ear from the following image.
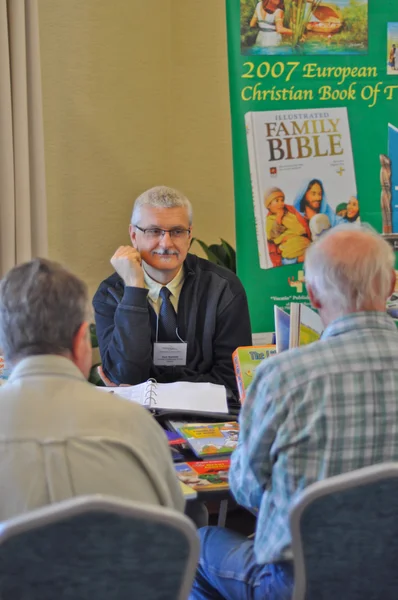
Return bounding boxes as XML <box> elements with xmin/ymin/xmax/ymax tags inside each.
<box><xmin>129</xmin><ymin>224</ymin><xmax>138</xmax><ymax>249</ymax></box>
<box><xmin>72</xmin><ymin>322</ymin><xmax>91</xmax><ymax>378</ymax></box>
<box><xmin>307</xmin><ymin>283</ymin><xmax>322</xmax><ymax>310</ymax></box>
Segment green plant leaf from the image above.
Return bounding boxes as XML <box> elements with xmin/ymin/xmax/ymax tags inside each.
<box><xmin>90</xmin><ymin>323</ymin><xmax>98</xmax><ymax>348</ymax></box>
<box><xmin>88</xmin><ymin>363</ymin><xmax>104</xmax><ymax>386</ymax></box>
<box><xmin>192</xmin><ymin>238</ymin><xmax>225</xmax><ymax>266</ymax></box>
<box><xmin>209</xmin><ymin>243</ymin><xmax>229</xmax><ymax>265</ymax></box>
<box><xmin>221</xmin><ymin>239</ymin><xmax>236</xmax><ymax>273</ymax></box>
<box><xmin>192</xmin><ymin>237</ymin><xmax>236</xmax><ymax>272</ymax></box>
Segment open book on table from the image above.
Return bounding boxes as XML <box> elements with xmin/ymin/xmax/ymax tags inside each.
<box><xmin>98</xmin><ymin>380</ymin><xmax>228</xmax><ymax>414</ymax></box>
<box><xmin>289</xmin><ymin>303</ymin><xmax>324</xmax><ymax>349</ymax></box>
<box><xmin>274</xmin><ymin>303</ymin><xmax>324</xmax><ymax>352</ymax></box>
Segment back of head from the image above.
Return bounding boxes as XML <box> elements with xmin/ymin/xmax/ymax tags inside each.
<box><xmin>131</xmin><ymin>186</ymin><xmax>193</xmax><ymax>225</ymax></box>
<box><xmin>305</xmin><ymin>224</ymin><xmax>395</xmax><ymax>315</ymax></box>
<box><xmin>0</xmin><ymin>258</ymin><xmax>89</xmax><ymax>364</ymax></box>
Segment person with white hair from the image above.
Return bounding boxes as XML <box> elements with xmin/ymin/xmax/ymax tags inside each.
<box><xmin>93</xmin><ymin>186</ymin><xmax>252</xmax><ymax>403</ymax></box>
<box><xmin>191</xmin><ymin>224</ymin><xmax>398</xmax><ymax>600</ymax></box>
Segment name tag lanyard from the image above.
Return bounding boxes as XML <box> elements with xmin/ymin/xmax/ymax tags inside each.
<box><xmin>153</xmin><ymin>313</ymin><xmax>188</xmax><ymax>366</ymax></box>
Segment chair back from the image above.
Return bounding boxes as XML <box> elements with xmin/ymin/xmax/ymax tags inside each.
<box><xmin>0</xmin><ymin>495</ymin><xmax>199</xmax><ymax>600</ymax></box>
<box><xmin>290</xmin><ymin>463</ymin><xmax>398</xmax><ymax>600</ymax></box>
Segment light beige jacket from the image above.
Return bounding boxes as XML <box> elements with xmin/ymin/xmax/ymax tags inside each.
<box><xmin>0</xmin><ymin>355</ymin><xmax>184</xmax><ymax>521</ymax></box>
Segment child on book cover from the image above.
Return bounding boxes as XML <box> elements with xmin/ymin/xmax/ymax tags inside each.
<box><xmin>345</xmin><ymin>195</ymin><xmax>360</xmax><ymax>223</ymax></box>
<box><xmin>265</xmin><ymin>187</ymin><xmax>311</xmax><ymax>267</ymax></box>
<box><xmin>335</xmin><ymin>202</ymin><xmax>347</xmax><ymax>219</ymax></box>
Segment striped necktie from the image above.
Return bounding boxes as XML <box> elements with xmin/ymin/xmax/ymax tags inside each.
<box><xmin>158</xmin><ymin>286</ymin><xmax>178</xmax><ymax>342</ymax></box>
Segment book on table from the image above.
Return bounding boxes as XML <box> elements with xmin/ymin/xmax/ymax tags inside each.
<box><xmin>179</xmin><ymin>480</ymin><xmax>197</xmax><ymax>500</ymax></box>
<box><xmin>164</xmin><ymin>430</ymin><xmax>186</xmax><ymax>446</ymax></box>
<box><xmin>174</xmin><ymin>459</ymin><xmax>231</xmax><ymax>491</ymax></box>
<box><xmin>98</xmin><ymin>380</ymin><xmax>228</xmax><ymax>414</ymax></box>
<box><xmin>176</xmin><ymin>422</ymin><xmax>239</xmax><ymax>459</ymax></box>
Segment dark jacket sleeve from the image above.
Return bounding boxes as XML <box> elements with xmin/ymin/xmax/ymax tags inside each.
<box><xmin>93</xmin><ymin>283</ymin><xmax>153</xmax><ymax>385</ymax></box>
<box><xmin>160</xmin><ymin>290</ymin><xmax>252</xmax><ymax>399</ymax></box>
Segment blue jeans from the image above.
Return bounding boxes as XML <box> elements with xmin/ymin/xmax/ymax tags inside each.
<box><xmin>189</xmin><ymin>527</ymin><xmax>294</xmax><ymax>600</ymax></box>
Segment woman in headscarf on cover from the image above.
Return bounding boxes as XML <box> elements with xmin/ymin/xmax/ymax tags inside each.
<box><xmin>293</xmin><ymin>178</ymin><xmax>343</xmax><ymax>229</ymax></box>
<box><xmin>265</xmin><ymin>187</ymin><xmax>311</xmax><ymax>267</ymax></box>
<box><xmin>250</xmin><ymin>0</ymin><xmax>292</xmax><ymax>48</ymax></box>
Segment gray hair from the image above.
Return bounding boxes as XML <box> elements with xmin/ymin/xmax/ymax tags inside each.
<box><xmin>0</xmin><ymin>258</ymin><xmax>90</xmax><ymax>363</ymax></box>
<box><xmin>305</xmin><ymin>223</ymin><xmax>395</xmax><ymax>313</ymax></box>
<box><xmin>131</xmin><ymin>186</ymin><xmax>193</xmax><ymax>225</ymax></box>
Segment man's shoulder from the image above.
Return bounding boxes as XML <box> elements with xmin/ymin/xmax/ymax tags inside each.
<box><xmin>255</xmin><ymin>337</ymin><xmax>343</xmax><ymax>391</ymax></box>
<box><xmin>0</xmin><ymin>379</ymin><xmax>167</xmax><ymax>460</ymax></box>
<box><xmin>185</xmin><ymin>254</ymin><xmax>245</xmax><ymax>294</ymax></box>
<box><xmin>257</xmin><ymin>325</ymin><xmax>398</xmax><ymax>393</ymax></box>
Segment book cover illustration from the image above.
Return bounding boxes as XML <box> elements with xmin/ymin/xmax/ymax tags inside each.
<box><xmin>177</xmin><ymin>422</ymin><xmax>239</xmax><ymax>459</ymax></box>
<box><xmin>233</xmin><ymin>345</ymin><xmax>276</xmax><ymax>401</ymax></box>
<box><xmin>245</xmin><ymin>107</ymin><xmax>358</xmax><ymax>270</ymax></box>
<box><xmin>174</xmin><ymin>459</ymin><xmax>231</xmax><ymax>491</ymax></box>
<box><xmin>240</xmin><ymin>0</ymin><xmax>368</xmax><ymax>56</ymax></box>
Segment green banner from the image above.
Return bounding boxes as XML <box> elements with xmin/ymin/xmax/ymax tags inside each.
<box><xmin>226</xmin><ymin>0</ymin><xmax>398</xmax><ymax>333</ymax></box>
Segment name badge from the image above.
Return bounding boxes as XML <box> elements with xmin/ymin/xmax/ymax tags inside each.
<box><xmin>153</xmin><ymin>342</ymin><xmax>187</xmax><ymax>366</ymax></box>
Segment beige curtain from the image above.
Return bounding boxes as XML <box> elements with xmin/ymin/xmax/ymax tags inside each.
<box><xmin>0</xmin><ymin>0</ymin><xmax>47</xmax><ymax>277</ymax></box>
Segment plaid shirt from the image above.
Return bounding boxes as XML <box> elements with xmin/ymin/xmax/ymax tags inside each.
<box><xmin>230</xmin><ymin>312</ymin><xmax>398</xmax><ymax>564</ymax></box>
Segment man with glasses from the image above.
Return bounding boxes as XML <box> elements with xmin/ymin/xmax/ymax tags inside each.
<box><xmin>93</xmin><ymin>186</ymin><xmax>252</xmax><ymax>403</ymax></box>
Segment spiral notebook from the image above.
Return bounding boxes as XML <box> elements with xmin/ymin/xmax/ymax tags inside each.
<box><xmin>99</xmin><ymin>380</ymin><xmax>228</xmax><ymax>414</ymax></box>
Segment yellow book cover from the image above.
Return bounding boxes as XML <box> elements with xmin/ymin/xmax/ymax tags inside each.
<box><xmin>233</xmin><ymin>345</ymin><xmax>276</xmax><ymax>402</ymax></box>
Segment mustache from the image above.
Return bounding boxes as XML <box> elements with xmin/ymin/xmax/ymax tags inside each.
<box><xmin>153</xmin><ymin>249</ymin><xmax>179</xmax><ymax>256</ymax></box>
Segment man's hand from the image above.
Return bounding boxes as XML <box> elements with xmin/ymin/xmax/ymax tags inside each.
<box><xmin>110</xmin><ymin>246</ymin><xmax>145</xmax><ymax>288</ymax></box>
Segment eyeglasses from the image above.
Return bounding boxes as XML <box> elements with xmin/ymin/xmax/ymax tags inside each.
<box><xmin>135</xmin><ymin>226</ymin><xmax>191</xmax><ymax>240</ymax></box>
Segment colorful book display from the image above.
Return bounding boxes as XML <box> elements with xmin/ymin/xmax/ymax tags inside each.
<box><xmin>177</xmin><ymin>422</ymin><xmax>239</xmax><ymax>459</ymax></box>
<box><xmin>233</xmin><ymin>344</ymin><xmax>276</xmax><ymax>401</ymax></box>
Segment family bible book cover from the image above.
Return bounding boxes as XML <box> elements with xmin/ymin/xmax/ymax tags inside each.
<box><xmin>245</xmin><ymin>106</ymin><xmax>358</xmax><ymax>269</ymax></box>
